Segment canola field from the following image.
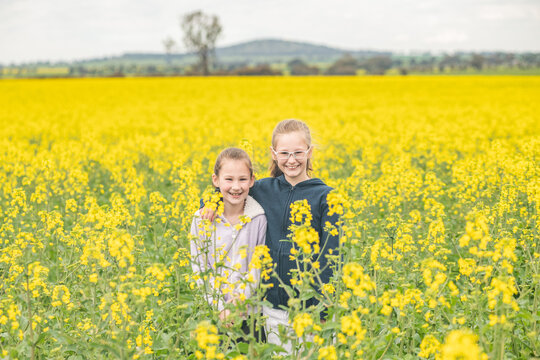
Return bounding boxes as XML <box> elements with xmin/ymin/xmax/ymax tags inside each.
<box><xmin>0</xmin><ymin>76</ymin><xmax>539</xmax><ymax>359</ymax></box>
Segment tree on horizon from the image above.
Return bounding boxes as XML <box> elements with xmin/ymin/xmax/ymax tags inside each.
<box><xmin>181</xmin><ymin>10</ymin><xmax>222</xmax><ymax>76</ymax></box>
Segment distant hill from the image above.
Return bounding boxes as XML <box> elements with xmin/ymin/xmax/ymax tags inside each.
<box><xmin>214</xmin><ymin>38</ymin><xmax>387</xmax><ymax>63</ymax></box>
<box><xmin>72</xmin><ymin>38</ymin><xmax>389</xmax><ymax>67</ymax></box>
<box><xmin>219</xmin><ymin>39</ymin><xmax>343</xmax><ymax>57</ymax></box>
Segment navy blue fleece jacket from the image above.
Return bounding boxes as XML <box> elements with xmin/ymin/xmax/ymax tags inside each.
<box><xmin>249</xmin><ymin>175</ymin><xmax>339</xmax><ymax>309</ymax></box>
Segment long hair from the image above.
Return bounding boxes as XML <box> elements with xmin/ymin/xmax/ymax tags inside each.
<box><xmin>269</xmin><ymin>119</ymin><xmax>313</xmax><ymax>178</ymax></box>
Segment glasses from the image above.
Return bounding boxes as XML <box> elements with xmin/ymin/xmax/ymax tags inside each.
<box><xmin>271</xmin><ymin>147</ymin><xmax>311</xmax><ymax>160</ymax></box>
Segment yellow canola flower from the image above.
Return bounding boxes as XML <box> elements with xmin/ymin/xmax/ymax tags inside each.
<box><xmin>488</xmin><ymin>314</ymin><xmax>507</xmax><ymax>326</ymax></box>
<box><xmin>487</xmin><ymin>276</ymin><xmax>519</xmax><ymax>311</ymax></box>
<box><xmin>318</xmin><ymin>345</ymin><xmax>338</xmax><ymax>360</ymax></box>
<box><xmin>322</xmin><ymin>283</ymin><xmax>335</xmax><ymax>294</ymax></box>
<box><xmin>418</xmin><ymin>334</ymin><xmax>441</xmax><ymax>358</ymax></box>
<box><xmin>292</xmin><ymin>312</ymin><xmax>313</xmax><ymax>338</ymax></box>
<box><xmin>249</xmin><ymin>245</ymin><xmax>273</xmax><ymax>281</ymax></box>
<box><xmin>292</xmin><ymin>226</ymin><xmax>320</xmax><ymax>254</ymax></box>
<box><xmin>203</xmin><ymin>191</ymin><xmax>224</xmax><ymax>216</ymax></box>
<box><xmin>231</xmin><ymin>356</ymin><xmax>247</xmax><ymax>360</ymax></box>
<box><xmin>6</xmin><ymin>303</ymin><xmax>21</xmax><ymax>330</ymax></box>
<box><xmin>326</xmin><ymin>190</ymin><xmax>346</xmax><ymax>216</ymax></box>
<box><xmin>108</xmin><ymin>231</ymin><xmax>135</xmax><ymax>268</ymax></box>
<box><xmin>438</xmin><ymin>329</ymin><xmax>488</xmax><ymax>360</ymax></box>
<box><xmin>290</xmin><ymin>199</ymin><xmax>313</xmax><ymax>226</ymax></box>
<box><xmin>458</xmin><ymin>258</ymin><xmax>476</xmax><ymax>277</ymax></box>
<box><xmin>24</xmin><ymin>262</ymin><xmax>50</xmax><ymax>298</ymax></box>
<box><xmin>193</xmin><ymin>321</ymin><xmax>223</xmax><ymax>360</ymax></box>
<box><xmin>51</xmin><ymin>285</ymin><xmax>72</xmax><ymax>308</ymax></box>
<box><xmin>146</xmin><ymin>264</ymin><xmax>170</xmax><ymax>281</ymax></box>
<box><xmin>340</xmin><ymin>310</ymin><xmax>366</xmax><ymax>343</ymax></box>
<box><xmin>342</xmin><ymin>263</ymin><xmax>376</xmax><ymax>297</ymax></box>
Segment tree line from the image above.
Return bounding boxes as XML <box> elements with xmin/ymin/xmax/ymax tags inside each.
<box><xmin>3</xmin><ymin>51</ymin><xmax>539</xmax><ymax>78</ymax></box>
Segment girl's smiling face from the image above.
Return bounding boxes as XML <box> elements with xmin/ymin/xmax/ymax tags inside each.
<box><xmin>212</xmin><ymin>159</ymin><xmax>254</xmax><ymax>209</ymax></box>
<box><xmin>272</xmin><ymin>131</ymin><xmax>312</xmax><ymax>186</ymax></box>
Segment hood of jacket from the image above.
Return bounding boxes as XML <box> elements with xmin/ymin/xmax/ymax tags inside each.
<box><xmin>244</xmin><ymin>195</ymin><xmax>265</xmax><ymax>218</ymax></box>
<box><xmin>195</xmin><ymin>195</ymin><xmax>264</xmax><ymax>219</ymax></box>
<box><xmin>276</xmin><ymin>175</ymin><xmax>326</xmax><ymax>188</ymax></box>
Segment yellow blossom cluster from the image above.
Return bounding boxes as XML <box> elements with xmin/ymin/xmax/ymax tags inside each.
<box><xmin>0</xmin><ymin>76</ymin><xmax>538</xmax><ymax>358</ymax></box>
<box><xmin>193</xmin><ymin>321</ymin><xmax>223</xmax><ymax>360</ymax></box>
<box><xmin>291</xmin><ymin>226</ymin><xmax>320</xmax><ymax>255</ymax></box>
<box><xmin>249</xmin><ymin>245</ymin><xmax>273</xmax><ymax>282</ymax></box>
<box><xmin>342</xmin><ymin>263</ymin><xmax>375</xmax><ymax>298</ymax></box>
<box><xmin>51</xmin><ymin>285</ymin><xmax>73</xmax><ymax>309</ymax></box>
<box><xmin>290</xmin><ymin>199</ymin><xmax>313</xmax><ymax>226</ymax></box>
<box><xmin>438</xmin><ymin>329</ymin><xmax>488</xmax><ymax>360</ymax></box>
<box><xmin>292</xmin><ymin>312</ymin><xmax>315</xmax><ymax>338</ymax></box>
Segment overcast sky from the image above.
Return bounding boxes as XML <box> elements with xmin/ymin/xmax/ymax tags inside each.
<box><xmin>1</xmin><ymin>0</ymin><xmax>539</xmax><ymax>64</ymax></box>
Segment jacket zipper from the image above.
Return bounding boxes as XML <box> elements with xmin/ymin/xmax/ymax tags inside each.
<box><xmin>278</xmin><ymin>184</ymin><xmax>295</xmax><ymax>304</ymax></box>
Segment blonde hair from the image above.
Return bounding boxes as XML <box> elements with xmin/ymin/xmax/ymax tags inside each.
<box><xmin>269</xmin><ymin>119</ymin><xmax>313</xmax><ymax>178</ymax></box>
<box><xmin>214</xmin><ymin>147</ymin><xmax>254</xmax><ymax>178</ymax></box>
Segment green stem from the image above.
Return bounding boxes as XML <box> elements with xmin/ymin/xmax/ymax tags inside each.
<box><xmin>377</xmin><ymin>336</ymin><xmax>393</xmax><ymax>360</ymax></box>
<box><xmin>25</xmin><ymin>275</ymin><xmax>36</xmax><ymax>360</ymax></box>
<box><xmin>499</xmin><ymin>324</ymin><xmax>505</xmax><ymax>360</ymax></box>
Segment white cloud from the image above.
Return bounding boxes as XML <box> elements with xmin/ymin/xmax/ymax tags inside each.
<box><xmin>1</xmin><ymin>0</ymin><xmax>540</xmax><ymax>63</ymax></box>
<box><xmin>479</xmin><ymin>3</ymin><xmax>540</xmax><ymax>20</ymax></box>
<box><xmin>426</xmin><ymin>29</ymin><xmax>468</xmax><ymax>45</ymax></box>
<box><xmin>394</xmin><ymin>34</ymin><xmax>410</xmax><ymax>42</ymax></box>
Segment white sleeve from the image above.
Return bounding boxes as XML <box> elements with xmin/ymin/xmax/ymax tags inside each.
<box><xmin>243</xmin><ymin>215</ymin><xmax>267</xmax><ymax>300</ymax></box>
<box><xmin>189</xmin><ymin>216</ymin><xmax>225</xmax><ymax>311</ymax></box>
